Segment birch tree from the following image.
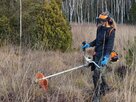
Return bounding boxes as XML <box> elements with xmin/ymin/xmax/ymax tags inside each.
<box><xmin>68</xmin><ymin>0</ymin><xmax>76</xmax><ymax>22</ymax></box>
<box><xmin>62</xmin><ymin>0</ymin><xmax>136</xmax><ymax>24</ymax></box>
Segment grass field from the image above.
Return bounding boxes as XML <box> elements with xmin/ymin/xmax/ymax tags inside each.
<box><xmin>0</xmin><ymin>23</ymin><xmax>136</xmax><ymax>102</ymax></box>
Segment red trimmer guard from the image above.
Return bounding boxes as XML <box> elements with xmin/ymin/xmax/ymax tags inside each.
<box><xmin>35</xmin><ymin>72</ymin><xmax>48</xmax><ymax>91</ymax></box>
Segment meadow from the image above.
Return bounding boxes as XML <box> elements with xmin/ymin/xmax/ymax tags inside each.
<box><xmin>0</xmin><ymin>23</ymin><xmax>136</xmax><ymax>102</ymax></box>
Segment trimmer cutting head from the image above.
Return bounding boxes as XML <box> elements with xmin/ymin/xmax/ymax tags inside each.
<box><xmin>35</xmin><ymin>72</ymin><xmax>48</xmax><ymax>91</ymax></box>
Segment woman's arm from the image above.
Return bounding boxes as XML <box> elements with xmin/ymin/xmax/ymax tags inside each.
<box><xmin>89</xmin><ymin>39</ymin><xmax>96</xmax><ymax>47</ymax></box>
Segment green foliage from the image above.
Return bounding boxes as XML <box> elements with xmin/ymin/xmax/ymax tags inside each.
<box><xmin>0</xmin><ymin>0</ymin><xmax>72</xmax><ymax>51</ymax></box>
<box><xmin>0</xmin><ymin>16</ymin><xmax>11</xmax><ymax>45</ymax></box>
<box><xmin>129</xmin><ymin>3</ymin><xmax>136</xmax><ymax>24</ymax></box>
<box><xmin>0</xmin><ymin>16</ymin><xmax>19</xmax><ymax>46</ymax></box>
<box><xmin>28</xmin><ymin>0</ymin><xmax>72</xmax><ymax>51</ymax></box>
<box><xmin>56</xmin><ymin>0</ymin><xmax>63</xmax><ymax>9</ymax></box>
<box><xmin>0</xmin><ymin>1</ymin><xmax>19</xmax><ymax>45</ymax></box>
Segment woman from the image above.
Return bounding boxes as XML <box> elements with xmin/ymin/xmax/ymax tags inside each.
<box><xmin>82</xmin><ymin>12</ymin><xmax>116</xmax><ymax>101</ymax></box>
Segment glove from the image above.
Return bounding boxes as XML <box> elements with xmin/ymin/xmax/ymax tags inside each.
<box><xmin>101</xmin><ymin>55</ymin><xmax>109</xmax><ymax>66</ymax></box>
<box><xmin>82</xmin><ymin>43</ymin><xmax>90</xmax><ymax>50</ymax></box>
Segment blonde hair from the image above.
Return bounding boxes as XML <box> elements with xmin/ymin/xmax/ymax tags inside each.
<box><xmin>110</xmin><ymin>17</ymin><xmax>117</xmax><ymax>30</ymax></box>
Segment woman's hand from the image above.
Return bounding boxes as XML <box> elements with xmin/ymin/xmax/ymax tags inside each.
<box><xmin>82</xmin><ymin>42</ymin><xmax>90</xmax><ymax>51</ymax></box>
<box><xmin>101</xmin><ymin>55</ymin><xmax>109</xmax><ymax>66</ymax></box>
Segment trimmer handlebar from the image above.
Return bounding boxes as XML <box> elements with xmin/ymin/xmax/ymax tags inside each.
<box><xmin>82</xmin><ymin>41</ymin><xmax>105</xmax><ymax>69</ymax></box>
<box><xmin>82</xmin><ymin>41</ymin><xmax>86</xmax><ymax>51</ymax></box>
<box><xmin>84</xmin><ymin>56</ymin><xmax>100</xmax><ymax>69</ymax></box>
<box><xmin>82</xmin><ymin>41</ymin><xmax>86</xmax><ymax>45</ymax></box>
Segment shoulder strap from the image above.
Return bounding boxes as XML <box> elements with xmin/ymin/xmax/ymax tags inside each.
<box><xmin>109</xmin><ymin>28</ymin><xmax>115</xmax><ymax>36</ymax></box>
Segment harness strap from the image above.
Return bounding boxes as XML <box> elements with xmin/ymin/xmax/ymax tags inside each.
<box><xmin>109</xmin><ymin>28</ymin><xmax>115</xmax><ymax>36</ymax></box>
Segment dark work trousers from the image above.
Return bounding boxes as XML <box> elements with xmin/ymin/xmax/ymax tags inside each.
<box><xmin>91</xmin><ymin>55</ymin><xmax>109</xmax><ymax>97</ymax></box>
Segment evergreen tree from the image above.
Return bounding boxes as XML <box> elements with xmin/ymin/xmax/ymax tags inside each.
<box><xmin>30</xmin><ymin>0</ymin><xmax>72</xmax><ymax>51</ymax></box>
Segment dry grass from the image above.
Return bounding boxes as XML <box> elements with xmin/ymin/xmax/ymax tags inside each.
<box><xmin>0</xmin><ymin>23</ymin><xmax>136</xmax><ymax>102</ymax></box>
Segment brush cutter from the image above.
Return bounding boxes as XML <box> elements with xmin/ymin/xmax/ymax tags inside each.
<box><xmin>35</xmin><ymin>52</ymin><xmax>101</xmax><ymax>91</ymax></box>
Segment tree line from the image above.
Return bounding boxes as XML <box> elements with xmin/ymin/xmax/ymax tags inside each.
<box><xmin>0</xmin><ymin>0</ymin><xmax>136</xmax><ymax>51</ymax></box>
<box><xmin>62</xmin><ymin>0</ymin><xmax>136</xmax><ymax>24</ymax></box>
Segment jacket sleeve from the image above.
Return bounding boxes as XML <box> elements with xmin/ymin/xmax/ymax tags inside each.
<box><xmin>104</xmin><ymin>29</ymin><xmax>115</xmax><ymax>56</ymax></box>
<box><xmin>89</xmin><ymin>39</ymin><xmax>96</xmax><ymax>47</ymax></box>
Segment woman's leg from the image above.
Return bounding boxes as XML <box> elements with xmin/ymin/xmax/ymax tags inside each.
<box><xmin>92</xmin><ymin>55</ymin><xmax>101</xmax><ymax>90</ymax></box>
<box><xmin>92</xmin><ymin>55</ymin><xmax>109</xmax><ymax>102</ymax></box>
<box><xmin>92</xmin><ymin>69</ymin><xmax>101</xmax><ymax>102</ymax></box>
<box><xmin>92</xmin><ymin>55</ymin><xmax>102</xmax><ymax>102</ymax></box>
<box><xmin>100</xmin><ymin>74</ymin><xmax>110</xmax><ymax>96</ymax></box>
<box><xmin>93</xmin><ymin>69</ymin><xmax>101</xmax><ymax>90</ymax></box>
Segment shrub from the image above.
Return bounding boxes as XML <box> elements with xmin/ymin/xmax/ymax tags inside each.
<box><xmin>0</xmin><ymin>16</ymin><xmax>11</xmax><ymax>46</ymax></box>
<box><xmin>23</xmin><ymin>0</ymin><xmax>72</xmax><ymax>52</ymax></box>
<box><xmin>0</xmin><ymin>0</ymin><xmax>72</xmax><ymax>52</ymax></box>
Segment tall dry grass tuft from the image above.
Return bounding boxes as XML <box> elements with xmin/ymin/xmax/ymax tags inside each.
<box><xmin>0</xmin><ymin>23</ymin><xmax>136</xmax><ymax>102</ymax></box>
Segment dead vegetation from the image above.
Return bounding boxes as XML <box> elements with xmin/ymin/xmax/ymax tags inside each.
<box><xmin>0</xmin><ymin>23</ymin><xmax>136</xmax><ymax>102</ymax></box>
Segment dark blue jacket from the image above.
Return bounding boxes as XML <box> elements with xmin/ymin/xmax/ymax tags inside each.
<box><xmin>89</xmin><ymin>25</ymin><xmax>115</xmax><ymax>57</ymax></box>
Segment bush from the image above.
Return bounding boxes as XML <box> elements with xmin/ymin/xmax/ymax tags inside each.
<box><xmin>0</xmin><ymin>16</ymin><xmax>11</xmax><ymax>46</ymax></box>
<box><xmin>0</xmin><ymin>0</ymin><xmax>72</xmax><ymax>52</ymax></box>
<box><xmin>23</xmin><ymin>0</ymin><xmax>72</xmax><ymax>52</ymax></box>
